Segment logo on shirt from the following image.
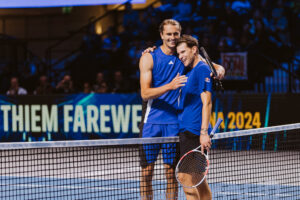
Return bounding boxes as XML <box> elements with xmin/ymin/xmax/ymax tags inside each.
<box><xmin>205</xmin><ymin>77</ymin><xmax>210</xmax><ymax>82</ymax></box>
<box><xmin>168</xmin><ymin>60</ymin><xmax>174</xmax><ymax>65</ymax></box>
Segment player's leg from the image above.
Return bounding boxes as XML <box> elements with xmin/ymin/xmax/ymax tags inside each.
<box><xmin>179</xmin><ymin>131</ymin><xmax>202</xmax><ymax>199</ymax></box>
<box><xmin>196</xmin><ymin>179</ymin><xmax>212</xmax><ymax>200</ymax></box>
<box><xmin>140</xmin><ymin>163</ymin><xmax>155</xmax><ymax>200</ymax></box>
<box><xmin>139</xmin><ymin>123</ymin><xmax>162</xmax><ymax>200</ymax></box>
<box><xmin>164</xmin><ymin>163</ymin><xmax>178</xmax><ymax>200</ymax></box>
<box><xmin>162</xmin><ymin>124</ymin><xmax>180</xmax><ymax>200</ymax></box>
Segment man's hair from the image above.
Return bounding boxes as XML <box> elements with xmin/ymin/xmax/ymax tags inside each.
<box><xmin>159</xmin><ymin>19</ymin><xmax>182</xmax><ymax>34</ymax></box>
<box><xmin>176</xmin><ymin>34</ymin><xmax>199</xmax><ymax>53</ymax></box>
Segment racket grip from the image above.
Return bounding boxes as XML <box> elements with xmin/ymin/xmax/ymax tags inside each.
<box><xmin>210</xmin><ymin>118</ymin><xmax>223</xmax><ymax>138</ymax></box>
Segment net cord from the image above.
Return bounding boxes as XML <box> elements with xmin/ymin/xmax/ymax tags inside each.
<box><xmin>0</xmin><ymin>123</ymin><xmax>299</xmax><ymax>150</ymax></box>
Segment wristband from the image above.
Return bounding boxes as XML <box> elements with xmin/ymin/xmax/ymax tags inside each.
<box><xmin>200</xmin><ymin>129</ymin><xmax>208</xmax><ymax>135</ymax></box>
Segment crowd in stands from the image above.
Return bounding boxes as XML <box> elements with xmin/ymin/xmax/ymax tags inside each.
<box><xmin>0</xmin><ymin>0</ymin><xmax>299</xmax><ymax>95</ymax></box>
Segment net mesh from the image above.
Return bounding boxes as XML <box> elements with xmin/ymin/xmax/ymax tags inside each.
<box><xmin>0</xmin><ymin>123</ymin><xmax>299</xmax><ymax>199</ymax></box>
<box><xmin>176</xmin><ymin>151</ymin><xmax>208</xmax><ymax>188</ymax></box>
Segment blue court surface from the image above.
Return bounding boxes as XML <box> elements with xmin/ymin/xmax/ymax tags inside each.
<box><xmin>1</xmin><ymin>176</ymin><xmax>299</xmax><ymax>200</ymax></box>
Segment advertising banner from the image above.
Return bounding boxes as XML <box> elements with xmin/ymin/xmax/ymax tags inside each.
<box><xmin>0</xmin><ymin>93</ymin><xmax>299</xmax><ymax>142</ymax></box>
<box><xmin>221</xmin><ymin>52</ymin><xmax>248</xmax><ymax>80</ymax></box>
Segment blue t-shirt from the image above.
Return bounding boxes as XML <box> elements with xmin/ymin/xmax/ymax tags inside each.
<box><xmin>144</xmin><ymin>47</ymin><xmax>184</xmax><ymax>124</ymax></box>
<box><xmin>178</xmin><ymin>61</ymin><xmax>213</xmax><ymax>135</ymax></box>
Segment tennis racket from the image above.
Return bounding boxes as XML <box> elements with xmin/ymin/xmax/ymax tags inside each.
<box><xmin>175</xmin><ymin>118</ymin><xmax>223</xmax><ymax>188</ymax></box>
<box><xmin>200</xmin><ymin>47</ymin><xmax>224</xmax><ymax>91</ymax></box>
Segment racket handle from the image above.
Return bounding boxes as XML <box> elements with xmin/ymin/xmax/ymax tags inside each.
<box><xmin>210</xmin><ymin>118</ymin><xmax>223</xmax><ymax>138</ymax></box>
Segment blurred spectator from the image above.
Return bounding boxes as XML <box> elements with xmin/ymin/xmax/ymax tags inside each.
<box><xmin>95</xmin><ymin>81</ymin><xmax>109</xmax><ymax>93</ymax></box>
<box><xmin>127</xmin><ymin>40</ymin><xmax>144</xmax><ymax>70</ymax></box>
<box><xmin>122</xmin><ymin>2</ymin><xmax>140</xmax><ymax>36</ymax></box>
<box><xmin>81</xmin><ymin>17</ymin><xmax>102</xmax><ymax>53</ymax></box>
<box><xmin>155</xmin><ymin>0</ymin><xmax>174</xmax><ymax>19</ymax></box>
<box><xmin>102</xmin><ymin>27</ymin><xmax>122</xmax><ymax>53</ymax></box>
<box><xmin>93</xmin><ymin>72</ymin><xmax>105</xmax><ymax>91</ymax></box>
<box><xmin>34</xmin><ymin>75</ymin><xmax>54</xmax><ymax>95</ymax></box>
<box><xmin>102</xmin><ymin>27</ymin><xmax>122</xmax><ymax>67</ymax></box>
<box><xmin>82</xmin><ymin>82</ymin><xmax>94</xmax><ymax>94</ymax></box>
<box><xmin>249</xmin><ymin>9</ymin><xmax>270</xmax><ymax>35</ymax></box>
<box><xmin>220</xmin><ymin>2</ymin><xmax>240</xmax><ymax>30</ymax></box>
<box><xmin>221</xmin><ymin>26</ymin><xmax>238</xmax><ymax>51</ymax></box>
<box><xmin>56</xmin><ymin>75</ymin><xmax>75</xmax><ymax>94</ymax></box>
<box><xmin>173</xmin><ymin>0</ymin><xmax>193</xmax><ymax>22</ymax></box>
<box><xmin>139</xmin><ymin>6</ymin><xmax>160</xmax><ymax>40</ymax></box>
<box><xmin>238</xmin><ymin>32</ymin><xmax>252</xmax><ymax>51</ymax></box>
<box><xmin>231</xmin><ymin>0</ymin><xmax>252</xmax><ymax>15</ymax></box>
<box><xmin>6</xmin><ymin>77</ymin><xmax>27</xmax><ymax>95</ymax></box>
<box><xmin>111</xmin><ymin>70</ymin><xmax>130</xmax><ymax>93</ymax></box>
<box><xmin>269</xmin><ymin>1</ymin><xmax>289</xmax><ymax>44</ymax></box>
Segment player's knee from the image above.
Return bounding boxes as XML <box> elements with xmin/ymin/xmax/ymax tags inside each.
<box><xmin>183</xmin><ymin>189</ymin><xmax>198</xmax><ymax>199</ymax></box>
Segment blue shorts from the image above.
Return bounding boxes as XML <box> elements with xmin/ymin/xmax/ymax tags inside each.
<box><xmin>139</xmin><ymin>123</ymin><xmax>179</xmax><ymax>168</ymax></box>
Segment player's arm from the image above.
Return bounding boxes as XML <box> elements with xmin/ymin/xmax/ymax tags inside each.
<box><xmin>213</xmin><ymin>63</ymin><xmax>225</xmax><ymax>79</ymax></box>
<box><xmin>139</xmin><ymin>53</ymin><xmax>187</xmax><ymax>101</ymax></box>
<box><xmin>200</xmin><ymin>91</ymin><xmax>212</xmax><ymax>152</ymax></box>
<box><xmin>200</xmin><ymin>55</ymin><xmax>225</xmax><ymax>79</ymax></box>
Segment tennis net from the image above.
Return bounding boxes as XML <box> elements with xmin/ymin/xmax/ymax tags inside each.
<box><xmin>0</xmin><ymin>123</ymin><xmax>299</xmax><ymax>199</ymax></box>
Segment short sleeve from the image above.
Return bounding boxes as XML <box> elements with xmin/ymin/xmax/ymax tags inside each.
<box><xmin>198</xmin><ymin>64</ymin><xmax>213</xmax><ymax>93</ymax></box>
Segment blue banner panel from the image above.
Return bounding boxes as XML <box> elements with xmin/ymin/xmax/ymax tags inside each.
<box><xmin>0</xmin><ymin>93</ymin><xmax>299</xmax><ymax>142</ymax></box>
<box><xmin>0</xmin><ymin>94</ymin><xmax>142</xmax><ymax>142</ymax></box>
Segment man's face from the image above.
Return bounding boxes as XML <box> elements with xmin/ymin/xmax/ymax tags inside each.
<box><xmin>160</xmin><ymin>24</ymin><xmax>181</xmax><ymax>48</ymax></box>
<box><xmin>177</xmin><ymin>43</ymin><xmax>196</xmax><ymax>67</ymax></box>
<box><xmin>11</xmin><ymin>78</ymin><xmax>18</xmax><ymax>88</ymax></box>
<box><xmin>96</xmin><ymin>73</ymin><xmax>104</xmax><ymax>83</ymax></box>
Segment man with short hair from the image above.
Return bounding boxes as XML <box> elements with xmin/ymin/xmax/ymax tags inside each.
<box><xmin>176</xmin><ymin>34</ymin><xmax>214</xmax><ymax>200</ymax></box>
<box><xmin>139</xmin><ymin>19</ymin><xmax>187</xmax><ymax>200</ymax></box>
<box><xmin>139</xmin><ymin>19</ymin><xmax>224</xmax><ymax>200</ymax></box>
<box><xmin>6</xmin><ymin>77</ymin><xmax>27</xmax><ymax>95</ymax></box>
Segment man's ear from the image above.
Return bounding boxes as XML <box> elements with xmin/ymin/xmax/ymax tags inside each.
<box><xmin>192</xmin><ymin>46</ymin><xmax>198</xmax><ymax>55</ymax></box>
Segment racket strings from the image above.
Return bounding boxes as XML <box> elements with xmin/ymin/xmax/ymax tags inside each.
<box><xmin>176</xmin><ymin>151</ymin><xmax>208</xmax><ymax>187</ymax></box>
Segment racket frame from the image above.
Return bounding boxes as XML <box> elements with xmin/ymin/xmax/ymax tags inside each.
<box><xmin>175</xmin><ymin>118</ymin><xmax>223</xmax><ymax>188</ymax></box>
<box><xmin>175</xmin><ymin>147</ymin><xmax>209</xmax><ymax>188</ymax></box>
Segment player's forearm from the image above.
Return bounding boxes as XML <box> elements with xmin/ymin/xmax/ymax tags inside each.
<box><xmin>213</xmin><ymin>63</ymin><xmax>225</xmax><ymax>79</ymax></box>
<box><xmin>201</xmin><ymin>101</ymin><xmax>212</xmax><ymax>132</ymax></box>
<box><xmin>141</xmin><ymin>84</ymin><xmax>172</xmax><ymax>101</ymax></box>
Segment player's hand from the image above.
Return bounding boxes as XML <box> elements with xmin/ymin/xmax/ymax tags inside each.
<box><xmin>200</xmin><ymin>134</ymin><xmax>211</xmax><ymax>153</ymax></box>
<box><xmin>142</xmin><ymin>46</ymin><xmax>157</xmax><ymax>55</ymax></box>
<box><xmin>210</xmin><ymin>65</ymin><xmax>225</xmax><ymax>80</ymax></box>
<box><xmin>168</xmin><ymin>73</ymin><xmax>187</xmax><ymax>90</ymax></box>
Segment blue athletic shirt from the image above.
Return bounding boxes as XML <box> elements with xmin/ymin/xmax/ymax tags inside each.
<box><xmin>144</xmin><ymin>47</ymin><xmax>184</xmax><ymax>124</ymax></box>
<box><xmin>178</xmin><ymin>61</ymin><xmax>213</xmax><ymax>135</ymax></box>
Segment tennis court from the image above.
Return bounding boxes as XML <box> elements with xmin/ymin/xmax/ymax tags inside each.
<box><xmin>1</xmin><ymin>123</ymin><xmax>299</xmax><ymax>199</ymax></box>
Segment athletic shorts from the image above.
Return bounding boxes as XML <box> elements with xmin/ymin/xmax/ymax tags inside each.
<box><xmin>139</xmin><ymin>123</ymin><xmax>180</xmax><ymax>168</ymax></box>
<box><xmin>179</xmin><ymin>131</ymin><xmax>200</xmax><ymax>158</ymax></box>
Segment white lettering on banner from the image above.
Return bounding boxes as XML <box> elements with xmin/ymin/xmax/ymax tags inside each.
<box><xmin>42</xmin><ymin>105</ymin><xmax>58</xmax><ymax>132</ymax></box>
<box><xmin>87</xmin><ymin>105</ymin><xmax>99</xmax><ymax>133</ymax></box>
<box><xmin>111</xmin><ymin>105</ymin><xmax>130</xmax><ymax>133</ymax></box>
<box><xmin>1</xmin><ymin>105</ymin><xmax>11</xmax><ymax>132</ymax></box>
<box><xmin>64</xmin><ymin>105</ymin><xmax>73</xmax><ymax>132</ymax></box>
<box><xmin>12</xmin><ymin>105</ymin><xmax>24</xmax><ymax>132</ymax></box>
<box><xmin>73</xmin><ymin>105</ymin><xmax>86</xmax><ymax>132</ymax></box>
<box><xmin>0</xmin><ymin>104</ymin><xmax>142</xmax><ymax>135</ymax></box>
<box><xmin>132</xmin><ymin>105</ymin><xmax>142</xmax><ymax>133</ymax></box>
<box><xmin>25</xmin><ymin>105</ymin><xmax>30</xmax><ymax>132</ymax></box>
<box><xmin>100</xmin><ymin>105</ymin><xmax>111</xmax><ymax>133</ymax></box>
<box><xmin>31</xmin><ymin>105</ymin><xmax>41</xmax><ymax>132</ymax></box>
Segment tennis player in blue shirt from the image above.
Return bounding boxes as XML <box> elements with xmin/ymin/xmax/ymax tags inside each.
<box><xmin>176</xmin><ymin>34</ymin><xmax>213</xmax><ymax>200</ymax></box>
<box><xmin>139</xmin><ymin>19</ymin><xmax>224</xmax><ymax>200</ymax></box>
